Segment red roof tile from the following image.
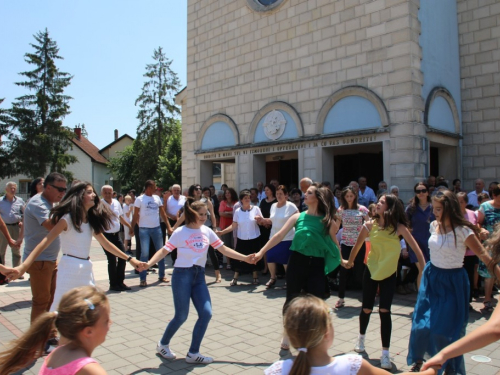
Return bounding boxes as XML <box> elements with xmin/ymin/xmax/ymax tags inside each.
<box><xmin>71</xmin><ymin>136</ymin><xmax>109</xmax><ymax>165</ymax></box>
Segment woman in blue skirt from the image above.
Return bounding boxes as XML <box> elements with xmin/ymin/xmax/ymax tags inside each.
<box><xmin>407</xmin><ymin>191</ymin><xmax>495</xmax><ymax>373</ymax></box>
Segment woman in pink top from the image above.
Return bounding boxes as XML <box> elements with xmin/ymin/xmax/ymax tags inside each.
<box><xmin>0</xmin><ymin>286</ymin><xmax>110</xmax><ymax>375</ymax></box>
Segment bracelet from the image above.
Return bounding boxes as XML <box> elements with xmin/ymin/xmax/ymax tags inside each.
<box><xmin>126</xmin><ymin>256</ymin><xmax>132</xmax><ymax>262</ymax></box>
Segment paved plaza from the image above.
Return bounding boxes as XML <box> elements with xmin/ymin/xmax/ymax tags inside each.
<box><xmin>1</xmin><ymin>239</ymin><xmax>500</xmax><ymax>375</ymax></box>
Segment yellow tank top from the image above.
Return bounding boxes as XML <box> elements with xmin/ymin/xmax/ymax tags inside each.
<box><xmin>366</xmin><ymin>221</ymin><xmax>401</xmax><ymax>281</ymax></box>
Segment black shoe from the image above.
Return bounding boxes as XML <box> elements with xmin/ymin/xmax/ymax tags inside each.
<box><xmin>120</xmin><ymin>284</ymin><xmax>132</xmax><ymax>291</ymax></box>
<box><xmin>109</xmin><ymin>285</ymin><xmax>122</xmax><ymax>292</ymax></box>
<box><xmin>410</xmin><ymin>363</ymin><xmax>422</xmax><ymax>372</ymax></box>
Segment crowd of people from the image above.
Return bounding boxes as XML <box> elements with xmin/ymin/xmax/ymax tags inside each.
<box><xmin>0</xmin><ymin>173</ymin><xmax>500</xmax><ymax>374</ymax></box>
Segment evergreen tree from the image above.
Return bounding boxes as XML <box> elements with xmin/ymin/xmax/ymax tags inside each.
<box><xmin>6</xmin><ymin>29</ymin><xmax>76</xmax><ymax>178</ymax></box>
<box><xmin>0</xmin><ymin>98</ymin><xmax>15</xmax><ymax>177</ymax></box>
<box><xmin>157</xmin><ymin>120</ymin><xmax>182</xmax><ymax>188</ymax></box>
<box><xmin>135</xmin><ymin>47</ymin><xmax>180</xmax><ymax>167</ymax></box>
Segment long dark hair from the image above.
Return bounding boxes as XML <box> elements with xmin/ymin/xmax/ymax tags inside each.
<box><xmin>432</xmin><ymin>190</ymin><xmax>478</xmax><ymax>246</ymax></box>
<box><xmin>29</xmin><ymin>177</ymin><xmax>44</xmax><ymax>198</ymax></box>
<box><xmin>311</xmin><ymin>185</ymin><xmax>336</xmax><ymax>233</ymax></box>
<box><xmin>188</xmin><ymin>184</ymin><xmax>201</xmax><ymax>199</ymax></box>
<box><xmin>374</xmin><ymin>193</ymin><xmax>408</xmax><ymax>235</ymax></box>
<box><xmin>224</xmin><ymin>187</ymin><xmax>238</xmax><ymax>203</ymax></box>
<box><xmin>340</xmin><ymin>186</ymin><xmax>358</xmax><ymax>210</ymax></box>
<box><xmin>407</xmin><ymin>181</ymin><xmax>431</xmax><ymax>214</ymax></box>
<box><xmin>50</xmin><ymin>182</ymin><xmax>114</xmax><ymax>234</ymax></box>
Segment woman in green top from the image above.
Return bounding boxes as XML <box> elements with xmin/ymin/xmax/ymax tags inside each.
<box><xmin>345</xmin><ymin>194</ymin><xmax>426</xmax><ymax>370</ymax></box>
<box><xmin>255</xmin><ymin>184</ymin><xmax>343</xmax><ymax>350</ymax></box>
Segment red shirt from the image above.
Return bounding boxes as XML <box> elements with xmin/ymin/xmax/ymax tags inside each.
<box><xmin>219</xmin><ymin>200</ymin><xmax>234</xmax><ymax>230</ymax></box>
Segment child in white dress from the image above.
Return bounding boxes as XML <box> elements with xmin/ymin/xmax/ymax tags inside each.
<box><xmin>265</xmin><ymin>295</ymin><xmax>437</xmax><ymax>375</ymax></box>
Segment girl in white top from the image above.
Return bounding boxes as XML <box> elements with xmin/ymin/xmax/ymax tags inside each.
<box><xmin>217</xmin><ymin>190</ymin><xmax>263</xmax><ymax>286</ymax></box>
<box><xmin>139</xmin><ymin>197</ymin><xmax>254</xmax><ymax>365</ymax></box>
<box><xmin>11</xmin><ymin>182</ymin><xmax>140</xmax><ymax>310</ymax></box>
<box><xmin>265</xmin><ymin>294</ymin><xmax>436</xmax><ymax>375</ymax></box>
<box><xmin>256</xmin><ymin>185</ymin><xmax>298</xmax><ymax>288</ymax></box>
<box><xmin>407</xmin><ymin>190</ymin><xmax>496</xmax><ymax>373</ymax></box>
<box><xmin>122</xmin><ymin>195</ymin><xmax>133</xmax><ymax>251</ymax></box>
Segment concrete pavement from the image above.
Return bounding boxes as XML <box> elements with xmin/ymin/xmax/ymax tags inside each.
<box><xmin>1</xmin><ymin>238</ymin><xmax>500</xmax><ymax>374</ymax></box>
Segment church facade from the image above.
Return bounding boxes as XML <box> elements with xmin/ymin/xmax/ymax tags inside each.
<box><xmin>176</xmin><ymin>0</ymin><xmax>500</xmax><ymax>200</ymax></box>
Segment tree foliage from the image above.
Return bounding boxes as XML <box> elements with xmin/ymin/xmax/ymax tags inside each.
<box><xmin>109</xmin><ymin>47</ymin><xmax>182</xmax><ymax>191</ymax></box>
<box><xmin>1</xmin><ymin>29</ymin><xmax>76</xmax><ymax>179</ymax></box>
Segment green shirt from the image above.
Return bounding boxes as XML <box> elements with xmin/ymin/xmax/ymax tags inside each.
<box><xmin>290</xmin><ymin>212</ymin><xmax>340</xmax><ymax>274</ymax></box>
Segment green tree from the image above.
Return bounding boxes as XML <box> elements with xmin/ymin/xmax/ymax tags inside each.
<box><xmin>5</xmin><ymin>29</ymin><xmax>76</xmax><ymax>178</ymax></box>
<box><xmin>108</xmin><ymin>145</ymin><xmax>141</xmax><ymax>192</ymax></box>
<box><xmin>157</xmin><ymin>120</ymin><xmax>182</xmax><ymax>188</ymax></box>
<box><xmin>0</xmin><ymin>98</ymin><xmax>15</xmax><ymax>177</ymax></box>
<box><xmin>135</xmin><ymin>47</ymin><xmax>180</xmax><ymax>167</ymax></box>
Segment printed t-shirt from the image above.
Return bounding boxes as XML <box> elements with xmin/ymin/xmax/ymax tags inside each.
<box><xmin>134</xmin><ymin>194</ymin><xmax>162</xmax><ymax>228</ymax></box>
<box><xmin>164</xmin><ymin>225</ymin><xmax>223</xmax><ymax>267</ymax></box>
<box><xmin>337</xmin><ymin>206</ymin><xmax>369</xmax><ymax>246</ymax></box>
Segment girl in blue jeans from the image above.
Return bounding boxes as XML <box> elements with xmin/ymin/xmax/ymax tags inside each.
<box><xmin>139</xmin><ymin>197</ymin><xmax>254</xmax><ymax>364</ymax></box>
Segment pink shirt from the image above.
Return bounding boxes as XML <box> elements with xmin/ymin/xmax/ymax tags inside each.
<box><xmin>39</xmin><ymin>354</ymin><xmax>97</xmax><ymax>375</ymax></box>
<box><xmin>464</xmin><ymin>208</ymin><xmax>477</xmax><ymax>256</ymax></box>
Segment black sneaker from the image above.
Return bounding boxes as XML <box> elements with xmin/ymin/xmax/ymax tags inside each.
<box><xmin>109</xmin><ymin>285</ymin><xmax>122</xmax><ymax>292</ymax></box>
<box><xmin>410</xmin><ymin>363</ymin><xmax>422</xmax><ymax>372</ymax></box>
<box><xmin>120</xmin><ymin>284</ymin><xmax>132</xmax><ymax>291</ymax></box>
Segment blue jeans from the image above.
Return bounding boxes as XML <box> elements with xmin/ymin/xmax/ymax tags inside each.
<box><xmin>160</xmin><ymin>266</ymin><xmax>212</xmax><ymax>353</ymax></box>
<box><xmin>138</xmin><ymin>226</ymin><xmax>165</xmax><ymax>281</ymax></box>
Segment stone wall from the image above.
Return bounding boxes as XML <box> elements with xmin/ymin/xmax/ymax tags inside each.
<box><xmin>183</xmin><ymin>0</ymin><xmax>427</xmax><ymax>193</ymax></box>
<box><xmin>457</xmin><ymin>0</ymin><xmax>500</xmax><ymax>189</ymax></box>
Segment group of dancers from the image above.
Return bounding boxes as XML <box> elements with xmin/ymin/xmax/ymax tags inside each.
<box><xmin>0</xmin><ymin>179</ymin><xmax>500</xmax><ymax>375</ymax></box>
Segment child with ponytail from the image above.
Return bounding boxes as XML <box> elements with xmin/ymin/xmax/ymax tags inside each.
<box><xmin>138</xmin><ymin>197</ymin><xmax>255</xmax><ymax>365</ymax></box>
<box><xmin>0</xmin><ymin>286</ymin><xmax>110</xmax><ymax>375</ymax></box>
<box><xmin>265</xmin><ymin>295</ymin><xmax>436</xmax><ymax>375</ymax></box>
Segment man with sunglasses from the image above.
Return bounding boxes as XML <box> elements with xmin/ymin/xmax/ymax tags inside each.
<box><xmin>22</xmin><ymin>172</ymin><xmax>67</xmax><ymax>351</ymax></box>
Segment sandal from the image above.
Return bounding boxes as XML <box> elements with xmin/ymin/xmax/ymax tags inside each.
<box><xmin>139</xmin><ymin>280</ymin><xmax>147</xmax><ymax>288</ymax></box>
<box><xmin>230</xmin><ymin>278</ymin><xmax>238</xmax><ymax>286</ymax></box>
<box><xmin>335</xmin><ymin>299</ymin><xmax>345</xmax><ymax>309</ymax></box>
<box><xmin>253</xmin><ymin>278</ymin><xmax>259</xmax><ymax>285</ymax></box>
<box><xmin>265</xmin><ymin>278</ymin><xmax>277</xmax><ymax>288</ymax></box>
<box><xmin>215</xmin><ymin>272</ymin><xmax>222</xmax><ymax>283</ymax></box>
<box><xmin>158</xmin><ymin>277</ymin><xmax>169</xmax><ymax>283</ymax></box>
<box><xmin>484</xmin><ymin>301</ymin><xmax>493</xmax><ymax>311</ymax></box>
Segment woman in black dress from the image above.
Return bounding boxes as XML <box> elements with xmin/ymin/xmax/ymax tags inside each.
<box><xmin>258</xmin><ymin>184</ymin><xmax>277</xmax><ymax>275</ymax></box>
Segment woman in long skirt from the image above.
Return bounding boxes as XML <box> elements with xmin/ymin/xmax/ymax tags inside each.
<box><xmin>407</xmin><ymin>190</ymin><xmax>495</xmax><ymax>373</ymax></box>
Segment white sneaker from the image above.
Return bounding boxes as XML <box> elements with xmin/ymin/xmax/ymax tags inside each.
<box><xmin>185</xmin><ymin>352</ymin><xmax>213</xmax><ymax>364</ymax></box>
<box><xmin>156</xmin><ymin>342</ymin><xmax>176</xmax><ymax>359</ymax></box>
<box><xmin>380</xmin><ymin>354</ymin><xmax>392</xmax><ymax>369</ymax></box>
<box><xmin>354</xmin><ymin>336</ymin><xmax>365</xmax><ymax>353</ymax></box>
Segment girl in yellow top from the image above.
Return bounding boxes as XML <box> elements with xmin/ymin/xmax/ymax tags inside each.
<box><xmin>346</xmin><ymin>194</ymin><xmax>426</xmax><ymax>370</ymax></box>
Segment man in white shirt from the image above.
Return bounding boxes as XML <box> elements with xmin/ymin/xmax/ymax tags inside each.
<box><xmin>357</xmin><ymin>176</ymin><xmax>376</xmax><ymax>207</ymax></box>
<box><xmin>101</xmin><ymin>185</ymin><xmax>133</xmax><ymax>292</ymax></box>
<box><xmin>468</xmin><ymin>178</ymin><xmax>489</xmax><ymax>208</ymax></box>
<box><xmin>166</xmin><ymin>184</ymin><xmax>185</xmax><ymax>227</ymax></box>
<box><xmin>130</xmin><ymin>180</ymin><xmax>170</xmax><ymax>286</ymax></box>
<box><xmin>256</xmin><ymin>181</ymin><xmax>266</xmax><ymax>201</ymax></box>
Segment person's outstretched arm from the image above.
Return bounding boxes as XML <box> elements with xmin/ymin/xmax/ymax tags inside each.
<box><xmin>422</xmin><ymin>302</ymin><xmax>500</xmax><ymax>371</ymax></box>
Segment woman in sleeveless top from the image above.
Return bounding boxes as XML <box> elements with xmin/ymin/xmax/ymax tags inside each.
<box><xmin>346</xmin><ymin>194</ymin><xmax>426</xmax><ymax>370</ymax></box>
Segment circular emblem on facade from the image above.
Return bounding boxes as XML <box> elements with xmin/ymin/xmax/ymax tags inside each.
<box><xmin>246</xmin><ymin>0</ymin><xmax>286</xmax><ymax>12</ymax></box>
<box><xmin>263</xmin><ymin>110</ymin><xmax>286</xmax><ymax>140</ymax></box>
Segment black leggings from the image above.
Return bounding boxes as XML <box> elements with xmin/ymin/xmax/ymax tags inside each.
<box><xmin>463</xmin><ymin>255</ymin><xmax>478</xmax><ymax>303</ymax></box>
<box><xmin>360</xmin><ymin>268</ymin><xmax>396</xmax><ymax>348</ymax></box>
<box><xmin>207</xmin><ymin>246</ymin><xmax>220</xmax><ymax>269</ymax></box>
<box><xmin>396</xmin><ymin>256</ymin><xmax>418</xmax><ymax>286</ymax></box>
<box><xmin>338</xmin><ymin>243</ymin><xmax>365</xmax><ymax>298</ymax></box>
<box><xmin>283</xmin><ymin>251</ymin><xmax>326</xmax><ymax>314</ymax></box>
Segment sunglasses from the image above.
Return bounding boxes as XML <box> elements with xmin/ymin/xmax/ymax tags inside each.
<box><xmin>50</xmin><ymin>184</ymin><xmax>67</xmax><ymax>193</ymax></box>
<box><xmin>415</xmin><ymin>189</ymin><xmax>427</xmax><ymax>194</ymax></box>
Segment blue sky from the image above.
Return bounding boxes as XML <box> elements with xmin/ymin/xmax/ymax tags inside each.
<box><xmin>0</xmin><ymin>1</ymin><xmax>187</xmax><ymax>149</ymax></box>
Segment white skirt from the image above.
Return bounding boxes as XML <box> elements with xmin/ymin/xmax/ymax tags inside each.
<box><xmin>50</xmin><ymin>255</ymin><xmax>95</xmax><ymax>311</ymax></box>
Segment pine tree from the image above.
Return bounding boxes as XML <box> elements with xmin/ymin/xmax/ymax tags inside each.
<box><xmin>135</xmin><ymin>47</ymin><xmax>180</xmax><ymax>165</ymax></box>
<box><xmin>6</xmin><ymin>29</ymin><xmax>76</xmax><ymax>178</ymax></box>
<box><xmin>157</xmin><ymin>120</ymin><xmax>182</xmax><ymax>188</ymax></box>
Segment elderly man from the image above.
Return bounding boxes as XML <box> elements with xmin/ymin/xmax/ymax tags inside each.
<box><xmin>23</xmin><ymin>172</ymin><xmax>67</xmax><ymax>324</ymax></box>
<box><xmin>357</xmin><ymin>176</ymin><xmax>376</xmax><ymax>207</ymax></box>
<box><xmin>101</xmin><ymin>185</ymin><xmax>133</xmax><ymax>292</ymax></box>
<box><xmin>299</xmin><ymin>177</ymin><xmax>313</xmax><ymax>194</ymax></box>
<box><xmin>349</xmin><ymin>180</ymin><xmax>359</xmax><ymax>194</ymax></box>
<box><xmin>130</xmin><ymin>180</ymin><xmax>170</xmax><ymax>287</ymax></box>
<box><xmin>468</xmin><ymin>178</ymin><xmax>489</xmax><ymax>208</ymax></box>
<box><xmin>0</xmin><ymin>182</ymin><xmax>25</xmax><ymax>268</ymax></box>
<box><xmin>378</xmin><ymin>181</ymin><xmax>388</xmax><ymax>191</ymax></box>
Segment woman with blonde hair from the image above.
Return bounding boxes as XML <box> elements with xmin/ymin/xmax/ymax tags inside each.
<box><xmin>265</xmin><ymin>295</ymin><xmax>436</xmax><ymax>375</ymax></box>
